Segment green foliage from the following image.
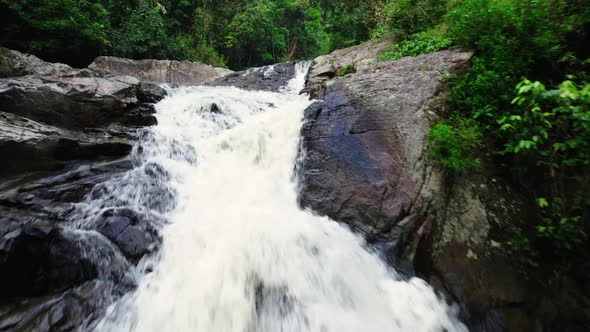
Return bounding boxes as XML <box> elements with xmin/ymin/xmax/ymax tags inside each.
<box><xmin>223</xmin><ymin>0</ymin><xmax>328</xmax><ymax>68</ymax></box>
<box><xmin>427</xmin><ymin>119</ymin><xmax>482</xmax><ymax>174</ymax></box>
<box><xmin>443</xmin><ymin>0</ymin><xmax>589</xmax><ymax>253</ymax></box>
<box><xmin>500</xmin><ymin>78</ymin><xmax>590</xmax><ymax>246</ymax></box>
<box><xmin>445</xmin><ymin>0</ymin><xmax>589</xmax><ymax>126</ymax></box>
<box><xmin>0</xmin><ymin>0</ymin><xmax>111</xmax><ymax>66</ymax></box>
<box><xmin>336</xmin><ymin>63</ymin><xmax>356</xmax><ymax>77</ymax></box>
<box><xmin>379</xmin><ymin>26</ymin><xmax>452</xmax><ymax>61</ymax></box>
<box><xmin>0</xmin><ymin>0</ymin><xmax>380</xmax><ymax>69</ymax></box>
<box><xmin>446</xmin><ymin>58</ymin><xmax>517</xmax><ymax>129</ymax></box>
<box><xmin>110</xmin><ymin>0</ymin><xmax>173</xmax><ymax>59</ymax></box>
<box><xmin>376</xmin><ymin>0</ymin><xmax>449</xmax><ymax>40</ymax></box>
<box><xmin>321</xmin><ymin>0</ymin><xmax>377</xmax><ymax>50</ymax></box>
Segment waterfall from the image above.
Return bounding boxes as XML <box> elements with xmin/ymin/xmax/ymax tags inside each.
<box><xmin>93</xmin><ymin>63</ymin><xmax>466</xmax><ymax>332</ymax></box>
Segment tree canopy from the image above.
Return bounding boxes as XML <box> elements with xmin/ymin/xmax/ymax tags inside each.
<box><xmin>0</xmin><ymin>0</ymin><xmax>381</xmax><ymax>69</ymax></box>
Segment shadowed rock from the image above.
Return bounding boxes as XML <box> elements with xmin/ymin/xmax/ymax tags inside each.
<box><xmin>0</xmin><ymin>75</ymin><xmax>140</xmax><ymax>129</ymax></box>
<box><xmin>0</xmin><ymin>47</ymin><xmax>72</xmax><ymax>78</ymax></box>
<box><xmin>92</xmin><ymin>208</ymin><xmax>165</xmax><ymax>261</ymax></box>
<box><xmin>206</xmin><ymin>62</ymin><xmax>297</xmax><ymax>92</ymax></box>
<box><xmin>0</xmin><ymin>112</ymin><xmax>133</xmax><ymax>178</ymax></box>
<box><xmin>0</xmin><ymin>48</ymin><xmax>167</xmax><ymax>331</ymax></box>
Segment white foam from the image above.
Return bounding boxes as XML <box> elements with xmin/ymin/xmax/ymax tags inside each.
<box><xmin>94</xmin><ymin>63</ymin><xmax>466</xmax><ymax>332</ymax></box>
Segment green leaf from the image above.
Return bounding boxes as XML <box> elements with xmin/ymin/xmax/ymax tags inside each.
<box><xmin>537</xmin><ymin>197</ymin><xmax>549</xmax><ymax>208</ymax></box>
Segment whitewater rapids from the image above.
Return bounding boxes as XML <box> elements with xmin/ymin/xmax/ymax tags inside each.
<box><xmin>94</xmin><ymin>63</ymin><xmax>466</xmax><ymax>332</ymax></box>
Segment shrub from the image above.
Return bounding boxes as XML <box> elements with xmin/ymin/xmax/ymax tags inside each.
<box><xmin>427</xmin><ymin>118</ymin><xmax>483</xmax><ymax>174</ymax></box>
<box><xmin>499</xmin><ymin>78</ymin><xmax>590</xmax><ymax>246</ymax></box>
<box><xmin>376</xmin><ymin>0</ymin><xmax>449</xmax><ymax>40</ymax></box>
<box><xmin>337</xmin><ymin>63</ymin><xmax>356</xmax><ymax>77</ymax></box>
<box><xmin>379</xmin><ymin>26</ymin><xmax>452</xmax><ymax>61</ymax></box>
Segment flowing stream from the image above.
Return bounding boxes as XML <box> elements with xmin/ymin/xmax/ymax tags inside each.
<box><xmin>92</xmin><ymin>63</ymin><xmax>466</xmax><ymax>332</ymax></box>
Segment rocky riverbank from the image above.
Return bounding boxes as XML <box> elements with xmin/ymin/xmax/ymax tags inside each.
<box><xmin>297</xmin><ymin>41</ymin><xmax>589</xmax><ymax>331</ymax></box>
<box><xmin>0</xmin><ymin>47</ymin><xmax>236</xmax><ymax>330</ymax></box>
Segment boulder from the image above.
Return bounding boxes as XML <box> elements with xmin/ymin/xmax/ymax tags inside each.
<box><xmin>0</xmin><ymin>48</ymin><xmax>168</xmax><ymax>330</ymax></box>
<box><xmin>0</xmin><ymin>47</ymin><xmax>72</xmax><ymax>78</ymax></box>
<box><xmin>0</xmin><ymin>221</ymin><xmax>134</xmax><ymax>332</ymax></box>
<box><xmin>0</xmin><ymin>280</ymin><xmax>120</xmax><ymax>332</ymax></box>
<box><xmin>92</xmin><ymin>208</ymin><xmax>164</xmax><ymax>260</ymax></box>
<box><xmin>412</xmin><ymin>174</ymin><xmax>540</xmax><ymax>330</ymax></box>
<box><xmin>206</xmin><ymin>62</ymin><xmax>296</xmax><ymax>92</ymax></box>
<box><xmin>0</xmin><ymin>111</ymin><xmax>133</xmax><ymax>178</ymax></box>
<box><xmin>304</xmin><ymin>38</ymin><xmax>389</xmax><ymax>98</ymax></box>
<box><xmin>296</xmin><ymin>43</ymin><xmax>564</xmax><ymax>330</ymax></box>
<box><xmin>299</xmin><ymin>50</ymin><xmax>473</xmax><ymax>240</ymax></box>
<box><xmin>89</xmin><ymin>56</ymin><xmax>233</xmax><ymax>85</ymax></box>
<box><xmin>137</xmin><ymin>82</ymin><xmax>168</xmax><ymax>103</ymax></box>
<box><xmin>0</xmin><ymin>222</ymin><xmax>131</xmax><ymax>299</ymax></box>
<box><xmin>0</xmin><ymin>75</ymin><xmax>142</xmax><ymax>130</ymax></box>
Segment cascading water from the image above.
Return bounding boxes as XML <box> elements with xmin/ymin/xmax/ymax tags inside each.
<box><xmin>92</xmin><ymin>63</ymin><xmax>466</xmax><ymax>332</ymax></box>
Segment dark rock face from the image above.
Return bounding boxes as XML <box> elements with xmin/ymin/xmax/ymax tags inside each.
<box><xmin>0</xmin><ymin>48</ymin><xmax>169</xmax><ymax>331</ymax></box>
<box><xmin>412</xmin><ymin>175</ymin><xmax>540</xmax><ymax>331</ymax></box>
<box><xmin>0</xmin><ymin>223</ymin><xmax>134</xmax><ymax>331</ymax></box>
<box><xmin>89</xmin><ymin>56</ymin><xmax>233</xmax><ymax>85</ymax></box>
<box><xmin>298</xmin><ymin>42</ymin><xmax>590</xmax><ymax>331</ymax></box>
<box><xmin>0</xmin><ymin>223</ymin><xmax>131</xmax><ymax>299</ymax></box>
<box><xmin>0</xmin><ymin>111</ymin><xmax>133</xmax><ymax>178</ymax></box>
<box><xmin>299</xmin><ymin>51</ymin><xmax>472</xmax><ymax>242</ymax></box>
<box><xmin>93</xmin><ymin>208</ymin><xmax>164</xmax><ymax>260</ymax></box>
<box><xmin>206</xmin><ymin>62</ymin><xmax>297</xmax><ymax>92</ymax></box>
<box><xmin>0</xmin><ymin>280</ymin><xmax>119</xmax><ymax>331</ymax></box>
<box><xmin>137</xmin><ymin>82</ymin><xmax>168</xmax><ymax>103</ymax></box>
<box><xmin>0</xmin><ymin>75</ymin><xmax>142</xmax><ymax>130</ymax></box>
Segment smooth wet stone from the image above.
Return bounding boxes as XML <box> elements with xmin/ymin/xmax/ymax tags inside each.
<box><xmin>93</xmin><ymin>207</ymin><xmax>164</xmax><ymax>260</ymax></box>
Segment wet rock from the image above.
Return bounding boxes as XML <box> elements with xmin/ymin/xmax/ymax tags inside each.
<box><xmin>87</xmin><ymin>162</ymin><xmax>177</xmax><ymax>215</ymax></box>
<box><xmin>122</xmin><ymin>104</ymin><xmax>158</xmax><ymax>127</ymax></box>
<box><xmin>137</xmin><ymin>82</ymin><xmax>167</xmax><ymax>103</ymax></box>
<box><xmin>92</xmin><ymin>208</ymin><xmax>164</xmax><ymax>260</ymax></box>
<box><xmin>0</xmin><ymin>48</ymin><xmax>167</xmax><ymax>331</ymax></box>
<box><xmin>297</xmin><ymin>40</ymin><xmax>590</xmax><ymax>330</ymax></box>
<box><xmin>0</xmin><ymin>75</ymin><xmax>140</xmax><ymax>130</ymax></box>
<box><xmin>298</xmin><ymin>50</ymin><xmax>473</xmax><ymax>242</ymax></box>
<box><xmin>209</xmin><ymin>103</ymin><xmax>222</xmax><ymax>114</ymax></box>
<box><xmin>0</xmin><ymin>222</ymin><xmax>130</xmax><ymax>299</ymax></box>
<box><xmin>0</xmin><ymin>280</ymin><xmax>119</xmax><ymax>332</ymax></box>
<box><xmin>0</xmin><ymin>159</ymin><xmax>133</xmax><ymax>210</ymax></box>
<box><xmin>206</xmin><ymin>62</ymin><xmax>297</xmax><ymax>92</ymax></box>
<box><xmin>89</xmin><ymin>56</ymin><xmax>232</xmax><ymax>85</ymax></box>
<box><xmin>0</xmin><ymin>227</ymin><xmax>133</xmax><ymax>332</ymax></box>
<box><xmin>0</xmin><ymin>112</ymin><xmax>133</xmax><ymax>178</ymax></box>
<box><xmin>0</xmin><ymin>47</ymin><xmax>72</xmax><ymax>78</ymax></box>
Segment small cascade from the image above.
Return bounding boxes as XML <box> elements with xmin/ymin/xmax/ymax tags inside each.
<box><xmin>88</xmin><ymin>62</ymin><xmax>466</xmax><ymax>332</ymax></box>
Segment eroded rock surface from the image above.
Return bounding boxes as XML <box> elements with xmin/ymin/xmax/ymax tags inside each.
<box><xmin>0</xmin><ymin>48</ymin><xmax>169</xmax><ymax>331</ymax></box>
<box><xmin>0</xmin><ymin>47</ymin><xmax>72</xmax><ymax>78</ymax></box>
<box><xmin>0</xmin><ymin>74</ymin><xmax>160</xmax><ymax>129</ymax></box>
<box><xmin>299</xmin><ymin>50</ymin><xmax>472</xmax><ymax>240</ymax></box>
<box><xmin>206</xmin><ymin>62</ymin><xmax>297</xmax><ymax>92</ymax></box>
<box><xmin>90</xmin><ymin>56</ymin><xmax>233</xmax><ymax>85</ymax></box>
<box><xmin>304</xmin><ymin>39</ymin><xmax>389</xmax><ymax>98</ymax></box>
<box><xmin>296</xmin><ymin>42</ymin><xmax>581</xmax><ymax>331</ymax></box>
